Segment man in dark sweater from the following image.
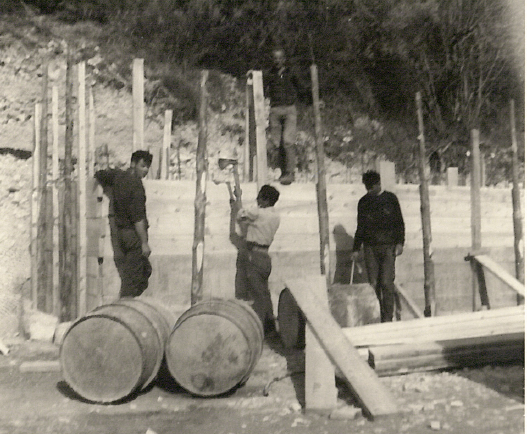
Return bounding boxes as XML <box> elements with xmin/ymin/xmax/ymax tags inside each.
<box><xmin>352</xmin><ymin>170</ymin><xmax>405</xmax><ymax>322</ymax></box>
<box><xmin>264</xmin><ymin>48</ymin><xmax>303</xmax><ymax>185</ymax></box>
<box><xmin>95</xmin><ymin>150</ymin><xmax>153</xmax><ymax>298</ymax></box>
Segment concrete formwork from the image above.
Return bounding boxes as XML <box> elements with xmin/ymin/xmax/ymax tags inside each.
<box><xmin>87</xmin><ymin>180</ymin><xmax>524</xmax><ymax>315</ymax></box>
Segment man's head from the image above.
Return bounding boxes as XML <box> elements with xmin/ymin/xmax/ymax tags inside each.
<box><xmin>272</xmin><ymin>48</ymin><xmax>286</xmax><ymax>69</ymax></box>
<box><xmin>362</xmin><ymin>170</ymin><xmax>381</xmax><ymax>194</ymax></box>
<box><xmin>257</xmin><ymin>184</ymin><xmax>280</xmax><ymax>208</ymax></box>
<box><xmin>130</xmin><ymin>150</ymin><xmax>153</xmax><ymax>179</ymax></box>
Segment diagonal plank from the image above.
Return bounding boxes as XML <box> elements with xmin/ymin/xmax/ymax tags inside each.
<box><xmin>285</xmin><ymin>276</ymin><xmax>399</xmax><ymax>419</ymax></box>
<box><xmin>474</xmin><ymin>255</ymin><xmax>525</xmax><ymax>297</ymax></box>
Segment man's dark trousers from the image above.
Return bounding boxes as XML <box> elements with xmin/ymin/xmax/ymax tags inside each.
<box><xmin>363</xmin><ymin>244</ymin><xmax>396</xmax><ymax>322</ymax></box>
<box><xmin>116</xmin><ymin>228</ymin><xmax>152</xmax><ymax>298</ymax></box>
<box><xmin>235</xmin><ymin>247</ymin><xmax>274</xmax><ymax>332</ymax></box>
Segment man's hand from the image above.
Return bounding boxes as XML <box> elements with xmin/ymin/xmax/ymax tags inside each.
<box><xmin>141</xmin><ymin>242</ymin><xmax>151</xmax><ymax>258</ymax></box>
<box><xmin>351</xmin><ymin>251</ymin><xmax>360</xmax><ymax>262</ymax></box>
<box><xmin>395</xmin><ymin>244</ymin><xmax>404</xmax><ymax>256</ymax></box>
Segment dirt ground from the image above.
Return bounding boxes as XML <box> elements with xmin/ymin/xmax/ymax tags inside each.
<box><xmin>0</xmin><ymin>334</ymin><xmax>524</xmax><ymax>434</ymax></box>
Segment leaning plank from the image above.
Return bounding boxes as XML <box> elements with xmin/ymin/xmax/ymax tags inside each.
<box><xmin>395</xmin><ymin>281</ymin><xmax>423</xmax><ymax>319</ymax></box>
<box><xmin>343</xmin><ymin>305</ymin><xmax>525</xmax><ymax>347</ymax></box>
<box><xmin>474</xmin><ymin>255</ymin><xmax>525</xmax><ymax>297</ymax></box>
<box><xmin>286</xmin><ymin>276</ymin><xmax>399</xmax><ymax>419</ymax></box>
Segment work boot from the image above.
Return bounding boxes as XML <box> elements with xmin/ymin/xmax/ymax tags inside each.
<box><xmin>279</xmin><ymin>172</ymin><xmax>295</xmax><ymax>185</ymax></box>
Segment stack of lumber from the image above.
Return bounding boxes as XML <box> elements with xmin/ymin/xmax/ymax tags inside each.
<box><xmin>342</xmin><ymin>305</ymin><xmax>525</xmax><ymax>376</ymax></box>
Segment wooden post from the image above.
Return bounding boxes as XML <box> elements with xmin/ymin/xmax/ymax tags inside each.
<box><xmin>38</xmin><ymin>63</ymin><xmax>49</xmax><ymax>311</ymax></box>
<box><xmin>245</xmin><ymin>73</ymin><xmax>257</xmax><ymax>182</ymax></box>
<box><xmin>191</xmin><ymin>70</ymin><xmax>209</xmax><ymax>305</ymax></box>
<box><xmin>251</xmin><ymin>71</ymin><xmax>267</xmax><ymax>189</ymax></box>
<box><xmin>51</xmin><ymin>86</ymin><xmax>60</xmax><ymax>317</ymax></box>
<box><xmin>509</xmin><ymin>100</ymin><xmax>524</xmax><ymax>288</ymax></box>
<box><xmin>77</xmin><ymin>62</ymin><xmax>87</xmax><ymax>317</ymax></box>
<box><xmin>88</xmin><ymin>87</ymin><xmax>95</xmax><ymax>178</ymax></box>
<box><xmin>470</xmin><ymin>129</ymin><xmax>482</xmax><ymax>311</ymax></box>
<box><xmin>62</xmin><ymin>46</ymin><xmax>76</xmax><ymax>321</ymax></box>
<box><xmin>310</xmin><ymin>64</ymin><xmax>332</xmax><ymax>283</ymax></box>
<box><xmin>447</xmin><ymin>167</ymin><xmax>458</xmax><ymax>188</ymax></box>
<box><xmin>31</xmin><ymin>103</ymin><xmax>41</xmax><ymax>310</ymax></box>
<box><xmin>415</xmin><ymin>92</ymin><xmax>436</xmax><ymax>317</ymax></box>
<box><xmin>161</xmin><ymin>109</ymin><xmax>173</xmax><ymax>180</ymax></box>
<box><xmin>132</xmin><ymin>58</ymin><xmax>144</xmax><ymax>152</ymax></box>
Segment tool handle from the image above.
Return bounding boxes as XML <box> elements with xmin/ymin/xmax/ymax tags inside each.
<box><xmin>350</xmin><ymin>259</ymin><xmax>355</xmax><ymax>284</ymax></box>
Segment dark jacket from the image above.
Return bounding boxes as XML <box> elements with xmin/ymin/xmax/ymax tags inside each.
<box><xmin>264</xmin><ymin>65</ymin><xmax>304</xmax><ymax>107</ymax></box>
<box><xmin>352</xmin><ymin>191</ymin><xmax>405</xmax><ymax>250</ymax></box>
<box><xmin>95</xmin><ymin>168</ymin><xmax>148</xmax><ymax>229</ymax></box>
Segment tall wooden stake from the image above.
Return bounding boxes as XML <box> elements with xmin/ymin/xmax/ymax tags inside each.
<box><xmin>51</xmin><ymin>86</ymin><xmax>60</xmax><ymax>317</ymax></box>
<box><xmin>161</xmin><ymin>109</ymin><xmax>173</xmax><ymax>180</ymax></box>
<box><xmin>88</xmin><ymin>87</ymin><xmax>95</xmax><ymax>178</ymax></box>
<box><xmin>77</xmin><ymin>62</ymin><xmax>87</xmax><ymax>316</ymax></box>
<box><xmin>251</xmin><ymin>71</ymin><xmax>267</xmax><ymax>189</ymax></box>
<box><xmin>132</xmin><ymin>58</ymin><xmax>144</xmax><ymax>152</ymax></box>
<box><xmin>415</xmin><ymin>92</ymin><xmax>436</xmax><ymax>317</ymax></box>
<box><xmin>62</xmin><ymin>46</ymin><xmax>75</xmax><ymax>321</ymax></box>
<box><xmin>191</xmin><ymin>70</ymin><xmax>209</xmax><ymax>305</ymax></box>
<box><xmin>31</xmin><ymin>103</ymin><xmax>41</xmax><ymax>310</ymax></box>
<box><xmin>509</xmin><ymin>100</ymin><xmax>524</xmax><ymax>288</ymax></box>
<box><xmin>310</xmin><ymin>64</ymin><xmax>331</xmax><ymax>283</ymax></box>
<box><xmin>245</xmin><ymin>72</ymin><xmax>257</xmax><ymax>182</ymax></box>
<box><xmin>470</xmin><ymin>129</ymin><xmax>482</xmax><ymax>311</ymax></box>
<box><xmin>38</xmin><ymin>63</ymin><xmax>49</xmax><ymax>311</ymax></box>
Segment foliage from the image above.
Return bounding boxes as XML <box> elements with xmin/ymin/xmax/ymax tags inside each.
<box><xmin>20</xmin><ymin>0</ymin><xmax>525</xmax><ymax>182</ymax></box>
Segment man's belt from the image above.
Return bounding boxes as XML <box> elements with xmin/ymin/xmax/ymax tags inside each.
<box><xmin>246</xmin><ymin>241</ymin><xmax>270</xmax><ymax>251</ymax></box>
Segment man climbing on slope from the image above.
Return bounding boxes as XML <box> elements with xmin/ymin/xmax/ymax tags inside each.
<box><xmin>95</xmin><ymin>150</ymin><xmax>153</xmax><ymax>298</ymax></box>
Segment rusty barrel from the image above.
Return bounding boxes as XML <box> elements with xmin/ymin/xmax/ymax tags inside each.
<box><xmin>165</xmin><ymin>298</ymin><xmax>263</xmax><ymax>396</ymax></box>
<box><xmin>60</xmin><ymin>296</ymin><xmax>177</xmax><ymax>403</ymax></box>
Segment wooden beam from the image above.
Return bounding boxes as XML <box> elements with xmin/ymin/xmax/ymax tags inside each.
<box><xmin>286</xmin><ymin>276</ymin><xmax>399</xmax><ymax>419</ymax></box>
<box><xmin>251</xmin><ymin>70</ymin><xmax>267</xmax><ymax>189</ymax></box>
<box><xmin>161</xmin><ymin>109</ymin><xmax>172</xmax><ymax>180</ymax></box>
<box><xmin>415</xmin><ymin>91</ymin><xmax>436</xmax><ymax>317</ymax></box>
<box><xmin>51</xmin><ymin>86</ymin><xmax>60</xmax><ymax>317</ymax></box>
<box><xmin>31</xmin><ymin>103</ymin><xmax>41</xmax><ymax>310</ymax></box>
<box><xmin>88</xmin><ymin>87</ymin><xmax>95</xmax><ymax>178</ymax></box>
<box><xmin>304</xmin><ymin>278</ymin><xmax>337</xmax><ymax>412</ymax></box>
<box><xmin>77</xmin><ymin>62</ymin><xmax>87</xmax><ymax>317</ymax></box>
<box><xmin>473</xmin><ymin>255</ymin><xmax>525</xmax><ymax>297</ymax></box>
<box><xmin>132</xmin><ymin>58</ymin><xmax>144</xmax><ymax>152</ymax></box>
<box><xmin>470</xmin><ymin>129</ymin><xmax>482</xmax><ymax>311</ymax></box>
<box><xmin>191</xmin><ymin>70</ymin><xmax>208</xmax><ymax>305</ymax></box>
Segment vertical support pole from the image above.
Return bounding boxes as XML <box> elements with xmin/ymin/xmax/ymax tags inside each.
<box><xmin>51</xmin><ymin>86</ymin><xmax>61</xmax><ymax>317</ymax></box>
<box><xmin>305</xmin><ymin>276</ymin><xmax>337</xmax><ymax>412</ymax></box>
<box><xmin>77</xmin><ymin>62</ymin><xmax>87</xmax><ymax>317</ymax></box>
<box><xmin>38</xmin><ymin>63</ymin><xmax>49</xmax><ymax>312</ymax></box>
<box><xmin>509</xmin><ymin>100</ymin><xmax>524</xmax><ymax>290</ymax></box>
<box><xmin>88</xmin><ymin>87</ymin><xmax>95</xmax><ymax>179</ymax></box>
<box><xmin>161</xmin><ymin>109</ymin><xmax>173</xmax><ymax>180</ymax></box>
<box><xmin>447</xmin><ymin>167</ymin><xmax>458</xmax><ymax>188</ymax></box>
<box><xmin>415</xmin><ymin>92</ymin><xmax>436</xmax><ymax>317</ymax></box>
<box><xmin>62</xmin><ymin>46</ymin><xmax>75</xmax><ymax>321</ymax></box>
<box><xmin>245</xmin><ymin>72</ymin><xmax>256</xmax><ymax>182</ymax></box>
<box><xmin>132</xmin><ymin>58</ymin><xmax>144</xmax><ymax>152</ymax></box>
<box><xmin>470</xmin><ymin>129</ymin><xmax>482</xmax><ymax>311</ymax></box>
<box><xmin>191</xmin><ymin>70</ymin><xmax>209</xmax><ymax>305</ymax></box>
<box><xmin>31</xmin><ymin>103</ymin><xmax>41</xmax><ymax>310</ymax></box>
<box><xmin>251</xmin><ymin>70</ymin><xmax>267</xmax><ymax>189</ymax></box>
<box><xmin>311</xmin><ymin>64</ymin><xmax>331</xmax><ymax>284</ymax></box>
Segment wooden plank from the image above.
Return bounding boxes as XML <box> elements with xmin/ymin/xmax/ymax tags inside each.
<box><xmin>161</xmin><ymin>109</ymin><xmax>172</xmax><ymax>180</ymax></box>
<box><xmin>286</xmin><ymin>276</ymin><xmax>399</xmax><ymax>419</ymax></box>
<box><xmin>305</xmin><ymin>276</ymin><xmax>337</xmax><ymax>412</ymax></box>
<box><xmin>474</xmin><ymin>255</ymin><xmax>525</xmax><ymax>297</ymax></box>
<box><xmin>51</xmin><ymin>86</ymin><xmax>60</xmax><ymax>317</ymax></box>
<box><xmin>471</xmin><ymin>129</ymin><xmax>482</xmax><ymax>311</ymax></box>
<box><xmin>132</xmin><ymin>58</ymin><xmax>144</xmax><ymax>152</ymax></box>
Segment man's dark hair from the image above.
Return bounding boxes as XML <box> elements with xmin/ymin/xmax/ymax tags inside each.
<box><xmin>131</xmin><ymin>150</ymin><xmax>153</xmax><ymax>166</ymax></box>
<box><xmin>258</xmin><ymin>184</ymin><xmax>280</xmax><ymax>206</ymax></box>
<box><xmin>362</xmin><ymin>170</ymin><xmax>381</xmax><ymax>190</ymax></box>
